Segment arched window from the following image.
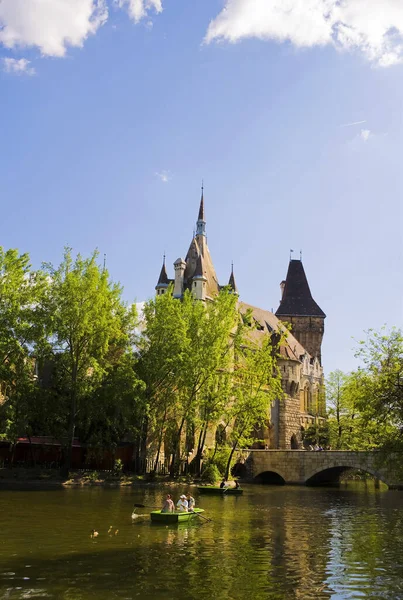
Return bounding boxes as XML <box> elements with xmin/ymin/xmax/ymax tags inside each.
<box><xmin>290</xmin><ymin>434</ymin><xmax>298</xmax><ymax>449</ymax></box>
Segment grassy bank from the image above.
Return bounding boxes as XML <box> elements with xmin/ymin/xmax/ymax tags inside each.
<box><xmin>0</xmin><ymin>467</ymin><xmax>198</xmax><ymax>488</ymax></box>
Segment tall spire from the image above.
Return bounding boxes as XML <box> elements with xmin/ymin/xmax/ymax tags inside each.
<box><xmin>228</xmin><ymin>262</ymin><xmax>238</xmax><ymax>294</ymax></box>
<box><xmin>196</xmin><ymin>182</ymin><xmax>206</xmax><ymax>236</ymax></box>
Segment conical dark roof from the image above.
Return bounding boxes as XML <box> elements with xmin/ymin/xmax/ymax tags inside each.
<box><xmin>275</xmin><ymin>260</ymin><xmax>325</xmax><ymax>318</ymax></box>
<box><xmin>228</xmin><ymin>265</ymin><xmax>238</xmax><ymax>293</ymax></box>
<box><xmin>157</xmin><ymin>259</ymin><xmax>169</xmax><ymax>285</ymax></box>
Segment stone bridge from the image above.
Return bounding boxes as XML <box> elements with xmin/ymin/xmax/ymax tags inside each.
<box><xmin>237</xmin><ymin>450</ymin><xmax>403</xmax><ymax>489</ymax></box>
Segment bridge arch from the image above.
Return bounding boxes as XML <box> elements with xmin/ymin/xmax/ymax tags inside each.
<box><xmin>305</xmin><ymin>464</ymin><xmax>390</xmax><ymax>487</ymax></box>
<box><xmin>253</xmin><ymin>470</ymin><xmax>286</xmax><ymax>485</ymax></box>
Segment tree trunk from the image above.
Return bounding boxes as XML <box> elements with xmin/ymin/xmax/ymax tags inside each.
<box><xmin>169</xmin><ymin>416</ymin><xmax>185</xmax><ymax>477</ymax></box>
<box><xmin>224</xmin><ymin>441</ymin><xmax>238</xmax><ymax>480</ymax></box>
<box><xmin>194</xmin><ymin>421</ymin><xmax>208</xmax><ymax>477</ymax></box>
<box><xmin>27</xmin><ymin>433</ymin><xmax>36</xmax><ymax>467</ymax></box>
<box><xmin>153</xmin><ymin>408</ymin><xmax>167</xmax><ymax>474</ymax></box>
<box><xmin>61</xmin><ymin>384</ymin><xmax>77</xmax><ymax>479</ymax></box>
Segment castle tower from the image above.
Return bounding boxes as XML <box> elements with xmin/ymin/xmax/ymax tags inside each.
<box><xmin>173</xmin><ymin>258</ymin><xmax>186</xmax><ymax>298</ymax></box>
<box><xmin>155</xmin><ymin>256</ymin><xmax>170</xmax><ymax>296</ymax></box>
<box><xmin>275</xmin><ymin>259</ymin><xmax>326</xmax><ymax>364</ymax></box>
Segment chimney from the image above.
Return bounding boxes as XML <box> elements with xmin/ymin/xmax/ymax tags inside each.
<box><xmin>173</xmin><ymin>258</ymin><xmax>186</xmax><ymax>298</ymax></box>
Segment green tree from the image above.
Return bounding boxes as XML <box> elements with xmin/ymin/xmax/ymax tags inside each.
<box><xmin>137</xmin><ymin>288</ymin><xmax>187</xmax><ymax>473</ymax></box>
<box><xmin>0</xmin><ymin>248</ymin><xmax>48</xmax><ymax>446</ymax></box>
<box><xmin>169</xmin><ymin>289</ymin><xmax>241</xmax><ymax>476</ymax></box>
<box><xmin>42</xmin><ymin>248</ymin><xmax>138</xmax><ymax>476</ymax></box>
<box><xmin>326</xmin><ymin>369</ymin><xmax>360</xmax><ymax>449</ymax></box>
<box><xmin>223</xmin><ymin>333</ymin><xmax>284</xmax><ymax>479</ymax></box>
<box><xmin>326</xmin><ymin>328</ymin><xmax>403</xmax><ymax>452</ymax></box>
<box><xmin>353</xmin><ymin>327</ymin><xmax>403</xmax><ymax>451</ymax></box>
<box><xmin>138</xmin><ymin>288</ymin><xmax>241</xmax><ymax>477</ymax></box>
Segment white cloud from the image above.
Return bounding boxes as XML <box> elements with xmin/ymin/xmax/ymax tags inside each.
<box><xmin>0</xmin><ymin>0</ymin><xmax>163</xmax><ymax>59</ymax></box>
<box><xmin>205</xmin><ymin>0</ymin><xmax>403</xmax><ymax>67</ymax></box>
<box><xmin>3</xmin><ymin>57</ymin><xmax>35</xmax><ymax>75</ymax></box>
<box><xmin>360</xmin><ymin>128</ymin><xmax>372</xmax><ymax>141</ymax></box>
<box><xmin>155</xmin><ymin>170</ymin><xmax>171</xmax><ymax>183</ymax></box>
<box><xmin>340</xmin><ymin>120</ymin><xmax>366</xmax><ymax>127</ymax></box>
<box><xmin>115</xmin><ymin>0</ymin><xmax>162</xmax><ymax>24</ymax></box>
<box><xmin>0</xmin><ymin>0</ymin><xmax>107</xmax><ymax>57</ymax></box>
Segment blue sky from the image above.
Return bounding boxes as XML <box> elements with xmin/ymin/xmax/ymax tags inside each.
<box><xmin>0</xmin><ymin>0</ymin><xmax>402</xmax><ymax>374</ymax></box>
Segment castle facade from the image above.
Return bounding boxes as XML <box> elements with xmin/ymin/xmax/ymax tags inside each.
<box><xmin>155</xmin><ymin>190</ymin><xmax>326</xmax><ymax>450</ymax></box>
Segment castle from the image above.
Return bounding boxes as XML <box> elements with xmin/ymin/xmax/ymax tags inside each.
<box><xmin>155</xmin><ymin>190</ymin><xmax>326</xmax><ymax>450</ymax></box>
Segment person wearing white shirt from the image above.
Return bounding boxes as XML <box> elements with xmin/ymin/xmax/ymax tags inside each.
<box><xmin>176</xmin><ymin>495</ymin><xmax>188</xmax><ymax>512</ymax></box>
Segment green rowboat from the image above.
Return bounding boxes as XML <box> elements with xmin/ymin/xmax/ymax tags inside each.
<box><xmin>150</xmin><ymin>508</ymin><xmax>205</xmax><ymax>523</ymax></box>
<box><xmin>197</xmin><ymin>486</ymin><xmax>243</xmax><ymax>495</ymax></box>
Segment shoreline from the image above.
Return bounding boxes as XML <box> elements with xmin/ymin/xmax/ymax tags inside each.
<box><xmin>0</xmin><ymin>478</ymin><xmax>200</xmax><ymax>490</ymax></box>
<box><xmin>0</xmin><ymin>468</ymin><xmax>220</xmax><ymax>490</ymax></box>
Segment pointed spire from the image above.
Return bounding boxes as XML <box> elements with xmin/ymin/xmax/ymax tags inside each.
<box><xmin>275</xmin><ymin>259</ymin><xmax>325</xmax><ymax>317</ymax></box>
<box><xmin>198</xmin><ymin>181</ymin><xmax>205</xmax><ymax>221</ymax></box>
<box><xmin>196</xmin><ymin>182</ymin><xmax>206</xmax><ymax>236</ymax></box>
<box><xmin>228</xmin><ymin>262</ymin><xmax>238</xmax><ymax>293</ymax></box>
<box><xmin>157</xmin><ymin>254</ymin><xmax>169</xmax><ymax>286</ymax></box>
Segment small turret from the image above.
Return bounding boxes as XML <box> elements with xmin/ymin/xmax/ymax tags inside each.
<box><xmin>173</xmin><ymin>258</ymin><xmax>186</xmax><ymax>298</ymax></box>
<box><xmin>228</xmin><ymin>263</ymin><xmax>238</xmax><ymax>294</ymax></box>
<box><xmin>155</xmin><ymin>256</ymin><xmax>170</xmax><ymax>296</ymax></box>
<box><xmin>192</xmin><ymin>254</ymin><xmax>207</xmax><ymax>301</ymax></box>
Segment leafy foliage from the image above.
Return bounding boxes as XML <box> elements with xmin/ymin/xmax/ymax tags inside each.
<box><xmin>326</xmin><ymin>328</ymin><xmax>403</xmax><ymax>452</ymax></box>
<box><xmin>222</xmin><ymin>333</ymin><xmax>284</xmax><ymax>478</ymax></box>
<box><xmin>201</xmin><ymin>463</ymin><xmax>221</xmax><ymax>484</ymax></box>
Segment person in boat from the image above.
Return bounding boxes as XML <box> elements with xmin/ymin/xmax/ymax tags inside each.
<box><xmin>161</xmin><ymin>494</ymin><xmax>175</xmax><ymax>513</ymax></box>
<box><xmin>234</xmin><ymin>481</ymin><xmax>240</xmax><ymax>489</ymax></box>
<box><xmin>186</xmin><ymin>493</ymin><xmax>195</xmax><ymax>510</ymax></box>
<box><xmin>219</xmin><ymin>478</ymin><xmax>227</xmax><ymax>489</ymax></box>
<box><xmin>176</xmin><ymin>495</ymin><xmax>188</xmax><ymax>512</ymax></box>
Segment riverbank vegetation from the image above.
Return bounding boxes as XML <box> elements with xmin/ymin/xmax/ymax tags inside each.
<box><xmin>306</xmin><ymin>327</ymin><xmax>403</xmax><ymax>459</ymax></box>
<box><xmin>0</xmin><ymin>246</ymin><xmax>284</xmax><ymax>478</ymax></box>
<box><xmin>0</xmin><ymin>246</ymin><xmax>401</xmax><ymax>480</ymax></box>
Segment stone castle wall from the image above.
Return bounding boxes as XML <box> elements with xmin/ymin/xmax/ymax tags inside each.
<box><xmin>278</xmin><ymin>396</ymin><xmax>302</xmax><ymax>448</ymax></box>
<box><xmin>287</xmin><ymin>316</ymin><xmax>324</xmax><ymax>364</ymax></box>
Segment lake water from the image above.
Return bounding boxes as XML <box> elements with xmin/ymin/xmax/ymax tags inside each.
<box><xmin>0</xmin><ymin>483</ymin><xmax>402</xmax><ymax>599</ymax></box>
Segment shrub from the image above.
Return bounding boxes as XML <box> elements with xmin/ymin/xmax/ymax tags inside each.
<box><xmin>201</xmin><ymin>463</ymin><xmax>220</xmax><ymax>484</ymax></box>
<box><xmin>113</xmin><ymin>459</ymin><xmax>123</xmax><ymax>475</ymax></box>
<box><xmin>211</xmin><ymin>447</ymin><xmax>231</xmax><ymax>476</ymax></box>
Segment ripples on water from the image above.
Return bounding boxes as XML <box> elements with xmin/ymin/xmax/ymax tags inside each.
<box><xmin>0</xmin><ymin>483</ymin><xmax>402</xmax><ymax>599</ymax></box>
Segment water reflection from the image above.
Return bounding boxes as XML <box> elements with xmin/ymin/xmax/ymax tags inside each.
<box><xmin>0</xmin><ymin>484</ymin><xmax>402</xmax><ymax>599</ymax></box>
